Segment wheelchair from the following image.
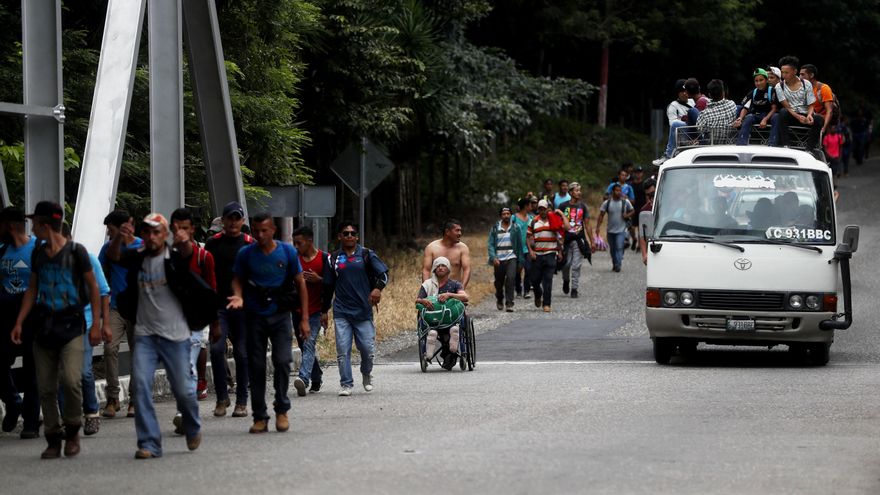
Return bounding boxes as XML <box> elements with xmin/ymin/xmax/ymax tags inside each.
<box><xmin>416</xmin><ymin>302</ymin><xmax>476</xmax><ymax>372</ymax></box>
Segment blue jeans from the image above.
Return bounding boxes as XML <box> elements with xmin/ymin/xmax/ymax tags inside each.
<box><xmin>210</xmin><ymin>309</ymin><xmax>248</xmax><ymax>405</ymax></box>
<box><xmin>664</xmin><ymin>121</ymin><xmax>688</xmax><ymax>157</ymax></box>
<box><xmin>297</xmin><ymin>312</ymin><xmax>322</xmax><ymax>387</ymax></box>
<box><xmin>188</xmin><ymin>331</ymin><xmax>203</xmax><ymax>394</ymax></box>
<box><xmin>608</xmin><ymin>231</ymin><xmax>627</xmax><ymax>269</ymax></box>
<box><xmin>132</xmin><ymin>335</ymin><xmax>200</xmax><ymax>456</ymax></box>
<box><xmin>736</xmin><ymin>112</ymin><xmax>779</xmax><ymax>145</ymax></box>
<box><xmin>246</xmin><ymin>311</ymin><xmax>293</xmax><ymax>420</ymax></box>
<box><xmin>334</xmin><ymin>317</ymin><xmax>375</xmax><ymax>388</ymax></box>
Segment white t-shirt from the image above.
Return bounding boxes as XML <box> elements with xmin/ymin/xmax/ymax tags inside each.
<box><xmin>135</xmin><ymin>250</ymin><xmax>190</xmax><ymax>342</ymax></box>
<box><xmin>776</xmin><ymin>79</ymin><xmax>815</xmax><ymax>115</ymax></box>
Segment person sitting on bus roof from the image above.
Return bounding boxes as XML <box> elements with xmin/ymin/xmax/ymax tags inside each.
<box><xmin>696</xmin><ymin>79</ymin><xmax>737</xmax><ymax>143</ymax></box>
<box><xmin>774</xmin><ymin>55</ymin><xmax>823</xmax><ymax>151</ymax></box>
<box><xmin>652</xmin><ymin>79</ymin><xmax>698</xmax><ymax>166</ymax></box>
<box><xmin>733</xmin><ymin>68</ymin><xmax>779</xmax><ymax>146</ymax></box>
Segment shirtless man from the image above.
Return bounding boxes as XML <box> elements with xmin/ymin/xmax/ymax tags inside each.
<box><xmin>422</xmin><ymin>219</ymin><xmax>472</xmax><ymax>289</ymax></box>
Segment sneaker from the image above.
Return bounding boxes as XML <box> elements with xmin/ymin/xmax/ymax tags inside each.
<box><xmin>231</xmin><ymin>404</ymin><xmax>248</xmax><ymax>417</ymax></box>
<box><xmin>173</xmin><ymin>414</ymin><xmax>184</xmax><ymax>435</ymax></box>
<box><xmin>496</xmin><ymin>301</ymin><xmax>504</xmax><ymax>311</ymax></box>
<box><xmin>1</xmin><ymin>401</ymin><xmax>20</xmax><ymax>432</ymax></box>
<box><xmin>83</xmin><ymin>414</ymin><xmax>100</xmax><ymax>436</ymax></box>
<box><xmin>20</xmin><ymin>428</ymin><xmax>40</xmax><ymax>440</ymax></box>
<box><xmin>613</xmin><ymin>266</ymin><xmax>621</xmax><ymax>273</ymax></box>
<box><xmin>338</xmin><ymin>386</ymin><xmax>353</xmax><ymax>397</ymax></box>
<box><xmin>534</xmin><ymin>296</ymin><xmax>542</xmax><ymax>308</ymax></box>
<box><xmin>562</xmin><ymin>280</ymin><xmax>570</xmax><ymax>294</ymax></box>
<box><xmin>293</xmin><ymin>377</ymin><xmax>307</xmax><ymax>397</ymax></box>
<box><xmin>363</xmin><ymin>374</ymin><xmax>373</xmax><ymax>393</ymax></box>
<box><xmin>652</xmin><ymin>155</ymin><xmax>668</xmax><ymax>166</ymax></box>
<box><xmin>571</xmin><ymin>289</ymin><xmax>579</xmax><ymax>298</ymax></box>
<box><xmin>440</xmin><ymin>353</ymin><xmax>457</xmax><ymax>370</ymax></box>
<box><xmin>309</xmin><ymin>381</ymin><xmax>322</xmax><ymax>394</ymax></box>
<box><xmin>214</xmin><ymin>398</ymin><xmax>231</xmax><ymax>417</ymax></box>
<box><xmin>197</xmin><ymin>380</ymin><xmax>208</xmax><ymax>401</ymax></box>
<box><xmin>249</xmin><ymin>419</ymin><xmax>269</xmax><ymax>434</ymax></box>
<box><xmin>276</xmin><ymin>413</ymin><xmax>289</xmax><ymax>432</ymax></box>
<box><xmin>101</xmin><ymin>398</ymin><xmax>119</xmax><ymax>419</ymax></box>
<box><xmin>126</xmin><ymin>402</ymin><xmax>135</xmax><ymax>418</ymax></box>
<box><xmin>523</xmin><ymin>291</ymin><xmax>531</xmax><ymax>299</ymax></box>
<box><xmin>543</xmin><ymin>306</ymin><xmax>552</xmax><ymax>313</ymax></box>
<box><xmin>506</xmin><ymin>305</ymin><xmax>515</xmax><ymax>313</ymax></box>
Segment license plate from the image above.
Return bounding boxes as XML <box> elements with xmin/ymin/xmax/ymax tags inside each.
<box><xmin>726</xmin><ymin>318</ymin><xmax>756</xmax><ymax>332</ymax></box>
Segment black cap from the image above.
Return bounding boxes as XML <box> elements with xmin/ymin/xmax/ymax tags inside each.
<box><xmin>674</xmin><ymin>78</ymin><xmax>687</xmax><ymax>94</ymax></box>
<box><xmin>634</xmin><ymin>165</ymin><xmax>644</xmax><ymax>172</ymax></box>
<box><xmin>0</xmin><ymin>206</ymin><xmax>26</xmax><ymax>223</ymax></box>
<box><xmin>222</xmin><ymin>201</ymin><xmax>244</xmax><ymax>219</ymax></box>
<box><xmin>26</xmin><ymin>201</ymin><xmax>64</xmax><ymax>220</ymax></box>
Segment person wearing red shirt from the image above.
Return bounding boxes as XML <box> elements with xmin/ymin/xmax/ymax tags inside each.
<box><xmin>170</xmin><ymin>208</ymin><xmax>218</xmax><ymax>433</ymax></box>
<box><xmin>291</xmin><ymin>226</ymin><xmax>332</xmax><ymax>395</ymax></box>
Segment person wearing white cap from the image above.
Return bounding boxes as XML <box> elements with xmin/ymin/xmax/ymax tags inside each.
<box><xmin>415</xmin><ymin>256</ymin><xmax>469</xmax><ymax>370</ymax></box>
<box><xmin>526</xmin><ymin>200</ymin><xmax>564</xmax><ymax>312</ymax></box>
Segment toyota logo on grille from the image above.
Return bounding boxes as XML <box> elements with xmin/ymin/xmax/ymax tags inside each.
<box><xmin>734</xmin><ymin>258</ymin><xmax>752</xmax><ymax>271</ymax></box>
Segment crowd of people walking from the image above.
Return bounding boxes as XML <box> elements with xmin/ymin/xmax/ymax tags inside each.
<box><xmin>0</xmin><ymin>201</ymin><xmax>389</xmax><ymax>459</ymax></box>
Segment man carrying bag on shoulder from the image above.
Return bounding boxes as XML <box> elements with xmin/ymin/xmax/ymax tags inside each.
<box><xmin>11</xmin><ymin>201</ymin><xmax>106</xmax><ymax>459</ymax></box>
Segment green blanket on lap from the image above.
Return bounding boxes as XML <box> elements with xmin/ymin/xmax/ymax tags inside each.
<box><xmin>417</xmin><ymin>296</ymin><xmax>465</xmax><ymax>330</ymax></box>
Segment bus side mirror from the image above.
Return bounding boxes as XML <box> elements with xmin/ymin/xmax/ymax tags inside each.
<box><xmin>841</xmin><ymin>225</ymin><xmax>859</xmax><ymax>254</ymax></box>
<box><xmin>639</xmin><ymin>211</ymin><xmax>655</xmax><ymax>239</ymax></box>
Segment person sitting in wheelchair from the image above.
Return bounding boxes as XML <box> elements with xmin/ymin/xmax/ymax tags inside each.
<box><xmin>415</xmin><ymin>256</ymin><xmax>469</xmax><ymax>370</ymax></box>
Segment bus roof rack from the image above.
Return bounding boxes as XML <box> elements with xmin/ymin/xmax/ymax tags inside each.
<box><xmin>672</xmin><ymin>125</ymin><xmax>815</xmax><ymax>155</ymax></box>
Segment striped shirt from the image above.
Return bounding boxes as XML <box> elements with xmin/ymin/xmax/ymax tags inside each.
<box><xmin>494</xmin><ymin>222</ymin><xmax>517</xmax><ymax>262</ymax></box>
<box><xmin>527</xmin><ymin>218</ymin><xmax>559</xmax><ymax>256</ymax></box>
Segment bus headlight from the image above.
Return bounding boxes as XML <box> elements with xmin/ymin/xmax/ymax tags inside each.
<box><xmin>789</xmin><ymin>294</ymin><xmax>804</xmax><ymax>310</ymax></box>
<box><xmin>805</xmin><ymin>295</ymin><xmax>820</xmax><ymax>310</ymax></box>
<box><xmin>680</xmin><ymin>291</ymin><xmax>695</xmax><ymax>306</ymax></box>
<box><xmin>664</xmin><ymin>291</ymin><xmax>678</xmax><ymax>306</ymax></box>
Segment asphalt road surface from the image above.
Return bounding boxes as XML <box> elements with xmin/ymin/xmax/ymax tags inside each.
<box><xmin>3</xmin><ymin>157</ymin><xmax>880</xmax><ymax>494</ymax></box>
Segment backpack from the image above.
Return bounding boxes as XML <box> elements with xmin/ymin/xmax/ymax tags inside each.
<box><xmin>331</xmin><ymin>246</ymin><xmax>387</xmax><ymax>289</ymax></box>
<box><xmin>815</xmin><ymin>82</ymin><xmax>841</xmax><ymax>125</ymax></box>
<box><xmin>751</xmin><ymin>86</ymin><xmax>774</xmax><ymax>109</ymax></box>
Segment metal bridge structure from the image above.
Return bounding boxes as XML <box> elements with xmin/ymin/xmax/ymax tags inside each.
<box><xmin>0</xmin><ymin>0</ymin><xmax>247</xmax><ymax>253</ymax></box>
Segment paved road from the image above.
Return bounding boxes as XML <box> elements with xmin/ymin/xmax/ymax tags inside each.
<box><xmin>3</xmin><ymin>157</ymin><xmax>880</xmax><ymax>494</ymax></box>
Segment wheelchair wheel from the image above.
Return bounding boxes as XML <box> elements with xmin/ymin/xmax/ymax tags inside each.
<box><xmin>419</xmin><ymin>352</ymin><xmax>427</xmax><ymax>373</ymax></box>
<box><xmin>466</xmin><ymin>317</ymin><xmax>476</xmax><ymax>371</ymax></box>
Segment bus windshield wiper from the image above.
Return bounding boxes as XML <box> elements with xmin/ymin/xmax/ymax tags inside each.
<box><xmin>731</xmin><ymin>238</ymin><xmax>823</xmax><ymax>253</ymax></box>
<box><xmin>659</xmin><ymin>234</ymin><xmax>745</xmax><ymax>252</ymax></box>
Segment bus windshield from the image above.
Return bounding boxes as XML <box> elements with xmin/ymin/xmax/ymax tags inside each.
<box><xmin>654</xmin><ymin>166</ymin><xmax>835</xmax><ymax>244</ymax></box>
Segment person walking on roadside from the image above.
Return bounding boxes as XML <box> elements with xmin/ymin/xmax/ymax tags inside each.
<box><xmin>823</xmin><ymin>125</ymin><xmax>845</xmax><ymax>179</ymax></box>
<box><xmin>291</xmin><ymin>225</ymin><xmax>331</xmax><ymax>396</ymax></box>
<box><xmin>639</xmin><ymin>180</ymin><xmax>657</xmax><ymax>266</ymax></box>
<box><xmin>527</xmin><ymin>200</ymin><xmax>565</xmax><ymax>313</ymax></box>
<box><xmin>422</xmin><ymin>219</ymin><xmax>471</xmax><ymax>288</ymax></box>
<box><xmin>0</xmin><ymin>207</ymin><xmax>41</xmax><ymax>439</ymax></box>
<box><xmin>324</xmin><ymin>222</ymin><xmax>389</xmax><ymax>396</ymax></box>
<box><xmin>553</xmin><ymin>179</ymin><xmax>571</xmax><ymax>209</ymax></box>
<box><xmin>596</xmin><ymin>185</ymin><xmax>635</xmax><ymax>272</ymax></box>
<box><xmin>558</xmin><ymin>183</ymin><xmax>593</xmax><ymax>298</ymax></box>
<box><xmin>10</xmin><ymin>201</ymin><xmax>103</xmax><ymax>459</ymax></box>
<box><xmin>488</xmin><ymin>207</ymin><xmax>523</xmax><ymax>312</ymax></box>
<box><xmin>169</xmin><ymin>208</ymin><xmax>217</xmax><ymax>434</ymax></box>
<box><xmin>513</xmin><ymin>197</ymin><xmax>535</xmax><ymax>299</ymax></box>
<box><xmin>107</xmin><ymin>213</ymin><xmax>215</xmax><ymax>458</ymax></box>
<box><xmin>59</xmin><ymin>223</ymin><xmax>112</xmax><ymax>437</ymax></box>
<box><xmin>98</xmin><ymin>209</ymin><xmax>143</xmax><ymax>419</ymax></box>
<box><xmin>205</xmin><ymin>201</ymin><xmax>253</xmax><ymax>418</ymax></box>
<box><xmin>228</xmin><ymin>213</ymin><xmax>309</xmax><ymax>433</ymax></box>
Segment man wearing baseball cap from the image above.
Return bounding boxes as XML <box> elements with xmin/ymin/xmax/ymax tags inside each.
<box><xmin>205</xmin><ymin>201</ymin><xmax>254</xmax><ymax>418</ymax></box>
<box><xmin>106</xmin><ymin>212</ymin><xmax>214</xmax><ymax>458</ymax></box>
<box><xmin>526</xmin><ymin>200</ymin><xmax>565</xmax><ymax>312</ymax></box>
<box><xmin>0</xmin><ymin>207</ymin><xmax>41</xmax><ymax>439</ymax></box>
<box><xmin>11</xmin><ymin>201</ymin><xmax>103</xmax><ymax>459</ymax></box>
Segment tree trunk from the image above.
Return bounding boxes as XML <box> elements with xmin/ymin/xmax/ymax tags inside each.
<box><xmin>598</xmin><ymin>41</ymin><xmax>609</xmax><ymax>128</ymax></box>
<box><xmin>398</xmin><ymin>164</ymin><xmax>416</xmax><ymax>239</ymax></box>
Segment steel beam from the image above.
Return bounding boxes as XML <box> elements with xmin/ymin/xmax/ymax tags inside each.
<box><xmin>71</xmin><ymin>0</ymin><xmax>146</xmax><ymax>253</ymax></box>
<box><xmin>22</xmin><ymin>0</ymin><xmax>64</xmax><ymax>214</ymax></box>
<box><xmin>0</xmin><ymin>157</ymin><xmax>10</xmax><ymax>207</ymax></box>
<box><xmin>148</xmin><ymin>0</ymin><xmax>184</xmax><ymax>218</ymax></box>
<box><xmin>0</xmin><ymin>102</ymin><xmax>64</xmax><ymax>121</ymax></box>
<box><xmin>182</xmin><ymin>0</ymin><xmax>247</xmax><ymax>218</ymax></box>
